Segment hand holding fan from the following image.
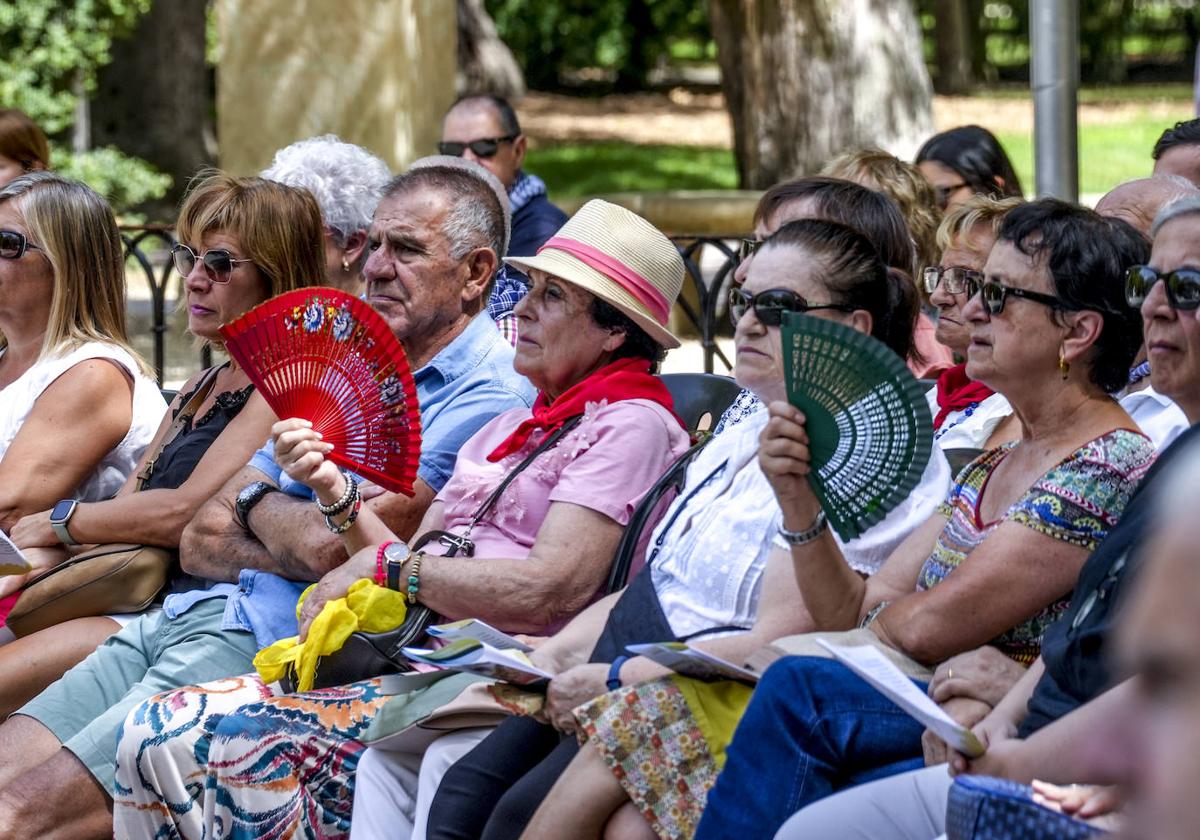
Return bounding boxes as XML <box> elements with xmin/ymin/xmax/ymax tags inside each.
<box><xmin>220</xmin><ymin>287</ymin><xmax>422</xmax><ymax>496</ymax></box>
<box><xmin>781</xmin><ymin>312</ymin><xmax>933</xmax><ymax>541</ymax></box>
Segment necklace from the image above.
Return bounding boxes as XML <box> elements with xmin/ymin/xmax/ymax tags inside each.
<box><xmin>934</xmin><ymin>401</ymin><xmax>979</xmax><ymax>441</ymax></box>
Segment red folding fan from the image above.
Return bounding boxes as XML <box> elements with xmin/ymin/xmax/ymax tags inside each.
<box><xmin>219</xmin><ymin>287</ymin><xmax>422</xmax><ymax>496</ymax></box>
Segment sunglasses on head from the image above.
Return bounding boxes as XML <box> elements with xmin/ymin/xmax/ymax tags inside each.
<box><xmin>922</xmin><ymin>265</ymin><xmax>982</xmax><ymax>296</ymax></box>
<box><xmin>1125</xmin><ymin>265</ymin><xmax>1200</xmax><ymax>311</ymax></box>
<box><xmin>974</xmin><ymin>280</ymin><xmax>1075</xmax><ymax>316</ymax></box>
<box><xmin>436</xmin><ymin>135</ymin><xmax>518</xmax><ymax>159</ymax></box>
<box><xmin>729</xmin><ymin>287</ymin><xmax>855</xmax><ymax>327</ymax></box>
<box><xmin>171</xmin><ymin>243</ymin><xmax>254</xmax><ymax>284</ymax></box>
<box><xmin>0</xmin><ymin>229</ymin><xmax>43</xmax><ymax>260</ymax></box>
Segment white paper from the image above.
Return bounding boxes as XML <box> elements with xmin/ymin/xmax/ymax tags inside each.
<box><xmin>816</xmin><ymin>639</ymin><xmax>985</xmax><ymax>757</ymax></box>
<box><xmin>427</xmin><ymin>618</ymin><xmax>532</xmax><ymax>652</ymax></box>
<box><xmin>628</xmin><ymin>642</ymin><xmax>760</xmax><ymax>684</ymax></box>
<box><xmin>0</xmin><ymin>531</ymin><xmax>30</xmax><ymax>575</ymax></box>
<box><xmin>401</xmin><ymin>640</ymin><xmax>553</xmax><ymax>686</ymax></box>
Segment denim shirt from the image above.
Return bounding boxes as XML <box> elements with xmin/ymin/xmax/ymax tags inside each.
<box><xmin>163</xmin><ymin>312</ymin><xmax>535</xmax><ymax>647</ymax></box>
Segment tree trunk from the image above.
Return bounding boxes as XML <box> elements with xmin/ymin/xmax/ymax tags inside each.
<box><xmin>91</xmin><ymin>0</ymin><xmax>212</xmax><ymax>215</ymax></box>
<box><xmin>710</xmin><ymin>0</ymin><xmax>935</xmax><ymax>190</ymax></box>
<box><xmin>932</xmin><ymin>0</ymin><xmax>974</xmax><ymax>94</ymax></box>
<box><xmin>457</xmin><ymin>0</ymin><xmax>526</xmax><ymax>99</ymax></box>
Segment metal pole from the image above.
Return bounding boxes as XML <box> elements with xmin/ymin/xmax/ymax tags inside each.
<box><xmin>1030</xmin><ymin>0</ymin><xmax>1079</xmax><ymax>201</ymax></box>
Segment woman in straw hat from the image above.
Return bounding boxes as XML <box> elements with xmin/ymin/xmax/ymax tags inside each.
<box><xmin>111</xmin><ymin>199</ymin><xmax>693</xmax><ymax>840</ymax></box>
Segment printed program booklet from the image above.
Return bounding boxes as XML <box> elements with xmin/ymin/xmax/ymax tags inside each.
<box><xmin>627</xmin><ymin>642</ymin><xmax>760</xmax><ymax>685</ymax></box>
<box><xmin>816</xmin><ymin>639</ymin><xmax>985</xmax><ymax>757</ymax></box>
<box><xmin>426</xmin><ymin>618</ymin><xmax>532</xmax><ymax>652</ymax></box>
<box><xmin>402</xmin><ymin>639</ymin><xmax>553</xmax><ymax>686</ymax></box>
<box><xmin>0</xmin><ymin>531</ymin><xmax>30</xmax><ymax>576</ymax></box>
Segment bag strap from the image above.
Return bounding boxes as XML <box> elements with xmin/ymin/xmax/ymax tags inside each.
<box><xmin>414</xmin><ymin>414</ymin><xmax>584</xmax><ymax>558</ymax></box>
<box><xmin>465</xmin><ymin>414</ymin><xmax>583</xmax><ymax>531</ymax></box>
<box><xmin>135</xmin><ymin>363</ymin><xmax>226</xmax><ymax>491</ymax></box>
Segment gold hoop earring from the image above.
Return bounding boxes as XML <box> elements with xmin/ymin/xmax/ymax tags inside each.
<box><xmin>1059</xmin><ymin>347</ymin><xmax>1070</xmax><ymax>380</ymax></box>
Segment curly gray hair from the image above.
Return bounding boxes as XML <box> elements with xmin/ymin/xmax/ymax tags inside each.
<box><xmin>261</xmin><ymin>134</ymin><xmax>391</xmax><ymax>247</ymax></box>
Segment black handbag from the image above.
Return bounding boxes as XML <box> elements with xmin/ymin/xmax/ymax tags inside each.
<box><xmin>288</xmin><ymin>415</ymin><xmax>584</xmax><ymax>692</ymax></box>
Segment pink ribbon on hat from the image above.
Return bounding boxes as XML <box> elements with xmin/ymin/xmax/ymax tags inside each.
<box><xmin>538</xmin><ymin>236</ymin><xmax>671</xmax><ymax>324</ymax></box>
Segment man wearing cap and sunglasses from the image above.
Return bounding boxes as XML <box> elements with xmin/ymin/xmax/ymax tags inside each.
<box><xmin>439</xmin><ymin>95</ymin><xmax>568</xmax><ymax>338</ymax></box>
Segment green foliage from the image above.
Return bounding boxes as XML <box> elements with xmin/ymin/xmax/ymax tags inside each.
<box><xmin>525</xmin><ymin>142</ymin><xmax>737</xmax><ymax>197</ymax></box>
<box><xmin>54</xmin><ymin>146</ymin><xmax>172</xmax><ymax>219</ymax></box>
<box><xmin>0</xmin><ymin>0</ymin><xmax>151</xmax><ymax>133</ymax></box>
<box><xmin>485</xmin><ymin>0</ymin><xmax>710</xmax><ymax>90</ymax></box>
<box><xmin>0</xmin><ymin>0</ymin><xmax>169</xmax><ymax>213</ymax></box>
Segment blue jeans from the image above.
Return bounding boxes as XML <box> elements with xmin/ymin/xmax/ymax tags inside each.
<box><xmin>695</xmin><ymin>655</ymin><xmax>927</xmax><ymax>839</ymax></box>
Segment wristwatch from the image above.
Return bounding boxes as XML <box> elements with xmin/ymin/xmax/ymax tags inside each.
<box><xmin>49</xmin><ymin>499</ymin><xmax>80</xmax><ymax>546</ymax></box>
<box><xmin>235</xmin><ymin>481</ymin><xmax>279</xmax><ymax>531</ymax></box>
<box><xmin>383</xmin><ymin>541</ymin><xmax>412</xmax><ymax>591</ymax></box>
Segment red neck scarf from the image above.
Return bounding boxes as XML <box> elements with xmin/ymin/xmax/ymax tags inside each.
<box><xmin>933</xmin><ymin>362</ymin><xmax>995</xmax><ymax>429</ymax></box>
<box><xmin>488</xmin><ymin>357</ymin><xmax>681</xmax><ymax>462</ymax></box>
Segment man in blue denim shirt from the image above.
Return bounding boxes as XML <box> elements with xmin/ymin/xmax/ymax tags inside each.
<box><xmin>0</xmin><ymin>162</ymin><xmax>534</xmax><ymax>837</ymax></box>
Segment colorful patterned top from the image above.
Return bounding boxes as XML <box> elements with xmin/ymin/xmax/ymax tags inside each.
<box><xmin>920</xmin><ymin>428</ymin><xmax>1156</xmax><ymax>665</ymax></box>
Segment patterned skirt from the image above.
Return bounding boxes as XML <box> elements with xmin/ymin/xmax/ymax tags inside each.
<box><xmin>574</xmin><ymin>675</ymin><xmax>754</xmax><ymax>840</ymax></box>
<box><xmin>114</xmin><ymin>673</ymin><xmax>390</xmax><ymax>840</ymax></box>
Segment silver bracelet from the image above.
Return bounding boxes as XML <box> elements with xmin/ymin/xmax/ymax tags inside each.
<box><xmin>777</xmin><ymin>510</ymin><xmax>828</xmax><ymax>546</ymax></box>
<box><xmin>315</xmin><ymin>472</ymin><xmax>356</xmax><ymax>516</ymax></box>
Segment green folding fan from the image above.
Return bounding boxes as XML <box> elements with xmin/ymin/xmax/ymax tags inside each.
<box><xmin>781</xmin><ymin>312</ymin><xmax>933</xmax><ymax>542</ymax></box>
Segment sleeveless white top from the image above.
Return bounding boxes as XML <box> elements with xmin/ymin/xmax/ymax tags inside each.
<box><xmin>0</xmin><ymin>342</ymin><xmax>168</xmax><ymax>501</ymax></box>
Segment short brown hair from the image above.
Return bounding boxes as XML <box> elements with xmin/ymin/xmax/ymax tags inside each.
<box><xmin>177</xmin><ymin>170</ymin><xmax>325</xmax><ymax>300</ymax></box>
<box><xmin>822</xmin><ymin>149</ymin><xmax>942</xmax><ymax>279</ymax></box>
<box><xmin>0</xmin><ymin>109</ymin><xmax>50</xmax><ymax>172</ymax></box>
<box><xmin>936</xmin><ymin>194</ymin><xmax>1025</xmax><ymax>254</ymax></box>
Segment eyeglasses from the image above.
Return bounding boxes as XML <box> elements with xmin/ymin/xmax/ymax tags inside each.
<box><xmin>729</xmin><ymin>287</ymin><xmax>855</xmax><ymax>327</ymax></box>
<box><xmin>975</xmin><ymin>280</ymin><xmax>1075</xmax><ymax>316</ymax></box>
<box><xmin>737</xmin><ymin>238</ymin><xmax>761</xmax><ymax>263</ymax></box>
<box><xmin>1125</xmin><ymin>265</ymin><xmax>1200</xmax><ymax>311</ymax></box>
<box><xmin>922</xmin><ymin>265</ymin><xmax>982</xmax><ymax>296</ymax></box>
<box><xmin>0</xmin><ymin>229</ymin><xmax>44</xmax><ymax>260</ymax></box>
<box><xmin>436</xmin><ymin>135</ymin><xmax>519</xmax><ymax>159</ymax></box>
<box><xmin>171</xmin><ymin>244</ymin><xmax>254</xmax><ymax>284</ymax></box>
<box><xmin>933</xmin><ymin>182</ymin><xmax>968</xmax><ymax>209</ymax></box>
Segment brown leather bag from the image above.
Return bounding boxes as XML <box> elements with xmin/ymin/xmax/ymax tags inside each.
<box><xmin>6</xmin><ymin>367</ymin><xmax>222</xmax><ymax>638</ymax></box>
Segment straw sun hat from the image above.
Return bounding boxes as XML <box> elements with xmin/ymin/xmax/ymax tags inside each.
<box><xmin>504</xmin><ymin>199</ymin><xmax>685</xmax><ymax>349</ymax></box>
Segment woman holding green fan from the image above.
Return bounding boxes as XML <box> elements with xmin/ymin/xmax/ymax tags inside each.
<box><xmin>688</xmin><ymin>198</ymin><xmax>1158</xmax><ymax>840</ymax></box>
<box><xmin>516</xmin><ymin>202</ymin><xmax>1156</xmax><ymax>840</ymax></box>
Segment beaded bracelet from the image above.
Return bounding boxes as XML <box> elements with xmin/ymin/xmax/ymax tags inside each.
<box><xmin>316</xmin><ymin>472</ymin><xmax>357</xmax><ymax>516</ymax></box>
<box><xmin>325</xmin><ymin>495</ymin><xmax>361</xmax><ymax>534</ymax></box>
<box><xmin>375</xmin><ymin>540</ymin><xmax>397</xmax><ymax>586</ymax></box>
<box><xmin>406</xmin><ymin>553</ymin><xmax>424</xmax><ymax>605</ymax></box>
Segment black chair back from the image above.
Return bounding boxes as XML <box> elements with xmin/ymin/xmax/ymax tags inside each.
<box><xmin>660</xmin><ymin>373</ymin><xmax>743</xmax><ymax>435</ymax></box>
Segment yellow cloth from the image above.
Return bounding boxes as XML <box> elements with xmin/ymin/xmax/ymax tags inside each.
<box><xmin>253</xmin><ymin>579</ymin><xmax>408</xmax><ymax>691</ymax></box>
<box><xmin>673</xmin><ymin>676</ymin><xmax>755</xmax><ymax>770</ymax></box>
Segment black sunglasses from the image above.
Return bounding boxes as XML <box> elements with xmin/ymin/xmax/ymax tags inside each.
<box><xmin>436</xmin><ymin>135</ymin><xmax>518</xmax><ymax>159</ymax></box>
<box><xmin>1125</xmin><ymin>265</ymin><xmax>1200</xmax><ymax>311</ymax></box>
<box><xmin>737</xmin><ymin>238</ymin><xmax>761</xmax><ymax>264</ymax></box>
<box><xmin>0</xmin><ymin>229</ymin><xmax>44</xmax><ymax>260</ymax></box>
<box><xmin>171</xmin><ymin>243</ymin><xmax>254</xmax><ymax>284</ymax></box>
<box><xmin>729</xmin><ymin>287</ymin><xmax>855</xmax><ymax>327</ymax></box>
<box><xmin>974</xmin><ymin>280</ymin><xmax>1074</xmax><ymax>316</ymax></box>
<box><xmin>923</xmin><ymin>265</ymin><xmax>982</xmax><ymax>296</ymax></box>
<box><xmin>933</xmin><ymin>181</ymin><xmax>968</xmax><ymax>209</ymax></box>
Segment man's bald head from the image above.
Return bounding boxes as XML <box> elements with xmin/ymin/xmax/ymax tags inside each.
<box><xmin>1095</xmin><ymin>175</ymin><xmax>1199</xmax><ymax>238</ymax></box>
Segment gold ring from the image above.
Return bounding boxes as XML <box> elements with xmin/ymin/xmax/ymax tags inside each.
<box><xmin>947</xmin><ymin>668</ymin><xmax>954</xmax><ymax>680</ymax></box>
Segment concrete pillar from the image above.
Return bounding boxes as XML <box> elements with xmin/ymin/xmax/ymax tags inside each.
<box><xmin>215</xmin><ymin>0</ymin><xmax>456</xmax><ymax>175</ymax></box>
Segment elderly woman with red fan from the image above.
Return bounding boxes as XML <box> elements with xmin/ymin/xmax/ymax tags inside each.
<box><xmin>109</xmin><ymin>199</ymin><xmax>694</xmax><ymax>840</ymax></box>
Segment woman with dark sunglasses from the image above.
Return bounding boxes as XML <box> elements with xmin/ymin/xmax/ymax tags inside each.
<box><xmin>0</xmin><ymin>171</ymin><xmax>324</xmax><ymax>716</ymax></box>
<box><xmin>684</xmin><ymin>199</ymin><xmax>1157</xmax><ymax>840</ymax></box>
<box><xmin>916</xmin><ymin>125</ymin><xmax>1024</xmax><ymax>212</ymax></box>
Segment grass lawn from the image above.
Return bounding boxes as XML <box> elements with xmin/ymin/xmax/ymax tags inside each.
<box><xmin>527</xmin><ymin>85</ymin><xmax>1194</xmax><ymax>199</ymax></box>
<box><xmin>525</xmin><ymin>142</ymin><xmax>738</xmax><ymax>197</ymax></box>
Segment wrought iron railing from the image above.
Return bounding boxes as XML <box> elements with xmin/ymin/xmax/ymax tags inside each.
<box><xmin>121</xmin><ymin>229</ymin><xmax>741</xmax><ymax>386</ymax></box>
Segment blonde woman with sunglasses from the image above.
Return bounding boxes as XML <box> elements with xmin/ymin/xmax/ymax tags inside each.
<box><xmin>0</xmin><ymin>171</ymin><xmax>323</xmax><ymax>717</ymax></box>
